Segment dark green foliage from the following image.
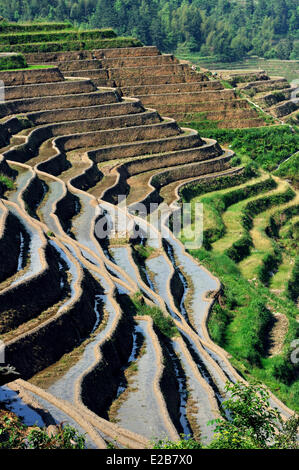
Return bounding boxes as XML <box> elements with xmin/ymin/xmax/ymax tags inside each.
<box><xmin>0</xmin><ymin>413</ymin><xmax>86</xmax><ymax>449</ymax></box>
<box><xmin>0</xmin><ymin>28</ymin><xmax>116</xmax><ymax>45</ymax></box>
<box><xmin>0</xmin><ymin>21</ymin><xmax>72</xmax><ymax>32</ymax></box>
<box><xmin>152</xmin><ymin>436</ymin><xmax>201</xmax><ymax>449</ymax></box>
<box><xmin>226</xmin><ymin>187</ymin><xmax>295</xmax><ymax>263</ymax></box>
<box><xmin>0</xmin><ymin>0</ymin><xmax>297</xmax><ymax>60</ymax></box>
<box><xmin>0</xmin><ymin>53</ymin><xmax>27</xmax><ymax>70</ymax></box>
<box><xmin>225</xmin><ymin>233</ymin><xmax>253</xmax><ymax>263</ymax></box>
<box><xmin>181</xmin><ymin>125</ymin><xmax>299</xmax><ymax>172</ymax></box>
<box><xmin>208</xmin><ymin>381</ymin><xmax>299</xmax><ymax>449</ymax></box>
<box><xmin>258</xmin><ymin>244</ymin><xmax>283</xmax><ymax>285</ymax></box>
<box><xmin>267</xmin><ymin>205</ymin><xmax>299</xmax><ymax>238</ymax></box>
<box><xmin>0</xmin><ymin>37</ymin><xmax>142</xmax><ymax>53</ymax></box>
<box><xmin>180</xmin><ymin>165</ymin><xmax>258</xmax><ymax>203</ymax></box>
<box><xmin>287</xmin><ymin>256</ymin><xmax>299</xmax><ymax>303</ymax></box>
<box><xmin>153</xmin><ymin>381</ymin><xmax>299</xmax><ymax>449</ymax></box>
<box><xmin>207</xmin><ymin>302</ymin><xmax>230</xmax><ymax>347</ymax></box>
<box><xmin>234</xmin><ymin>298</ymin><xmax>272</xmax><ymax>366</ymax></box>
<box><xmin>275</xmin><ymin>152</ymin><xmax>299</xmax><ymax>186</ymax></box>
<box><xmin>0</xmin><ymin>174</ymin><xmax>14</xmax><ymax>194</ymax></box>
<box><xmin>193</xmin><ymin>177</ymin><xmax>277</xmax><ymax>249</ymax></box>
<box><xmin>271</xmin><ymin>353</ymin><xmax>298</xmax><ymax>386</ymax></box>
<box><xmin>244</xmin><ymin>187</ymin><xmax>295</xmax><ymax>225</ymax></box>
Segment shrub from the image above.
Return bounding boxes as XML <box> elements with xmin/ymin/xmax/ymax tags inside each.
<box><xmin>0</xmin><ymin>412</ymin><xmax>86</xmax><ymax>449</ymax></box>
<box><xmin>226</xmin><ymin>187</ymin><xmax>295</xmax><ymax>263</ymax></box>
<box><xmin>0</xmin><ymin>54</ymin><xmax>27</xmax><ymax>70</ymax></box>
<box><xmin>0</xmin><ymin>29</ymin><xmax>117</xmax><ymax>45</ymax></box>
<box><xmin>287</xmin><ymin>256</ymin><xmax>299</xmax><ymax>303</ymax></box>
<box><xmin>258</xmin><ymin>245</ymin><xmax>282</xmax><ymax>285</ymax></box>
<box><xmin>208</xmin><ymin>381</ymin><xmax>299</xmax><ymax>449</ymax></box>
<box><xmin>230</xmin><ymin>156</ymin><xmax>241</xmax><ymax>166</ymax></box>
<box><xmin>152</xmin><ymin>437</ymin><xmax>201</xmax><ymax>449</ymax></box>
<box><xmin>179</xmin><ymin>125</ymin><xmax>299</xmax><ymax>172</ymax></box>
<box><xmin>180</xmin><ymin>168</ymin><xmax>259</xmax><ymax>203</ymax></box>
<box><xmin>0</xmin><ymin>173</ymin><xmax>14</xmax><ymax>190</ymax></box>
<box><xmin>132</xmin><ymin>292</ymin><xmax>179</xmax><ymax>338</ymax></box>
<box><xmin>0</xmin><ymin>37</ymin><xmax>142</xmax><ymax>53</ymax></box>
<box><xmin>0</xmin><ymin>22</ymin><xmax>72</xmax><ymax>33</ymax></box>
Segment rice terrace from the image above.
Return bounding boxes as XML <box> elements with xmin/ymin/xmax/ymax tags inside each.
<box><xmin>0</xmin><ymin>0</ymin><xmax>298</xmax><ymax>453</ymax></box>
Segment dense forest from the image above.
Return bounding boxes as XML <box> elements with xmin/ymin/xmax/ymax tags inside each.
<box><xmin>0</xmin><ymin>0</ymin><xmax>298</xmax><ymax>61</ymax></box>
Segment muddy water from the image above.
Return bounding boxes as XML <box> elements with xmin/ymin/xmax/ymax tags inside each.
<box><xmin>17</xmin><ymin>231</ymin><xmax>25</xmax><ymax>271</ymax></box>
<box><xmin>48</xmin><ymin>290</ymin><xmax>116</xmax><ymax>404</ymax></box>
<box><xmin>145</xmin><ymin>254</ymin><xmax>181</xmax><ymax>321</ymax></box>
<box><xmin>18</xmin><ymin>389</ymin><xmax>98</xmax><ymax>449</ymax></box>
<box><xmin>9</xmin><ymin>169</ymin><xmax>33</xmax><ymax>205</ymax></box>
<box><xmin>9</xmin><ymin>207</ymin><xmax>44</xmax><ymax>287</ymax></box>
<box><xmin>72</xmin><ymin>192</ymin><xmax>101</xmax><ymax>255</ymax></box>
<box><xmin>38</xmin><ymin>180</ymin><xmax>64</xmax><ymax>233</ymax></box>
<box><xmin>115</xmin><ymin>319</ymin><xmax>172</xmax><ymax>441</ymax></box>
<box><xmin>166</xmin><ymin>344</ymin><xmax>192</xmax><ymax>439</ymax></box>
<box><xmin>172</xmin><ymin>340</ymin><xmax>216</xmax><ymax>443</ymax></box>
<box><xmin>164</xmin><ymin>240</ymin><xmax>190</xmax><ymax>322</ymax></box>
<box><xmin>110</xmin><ymin>246</ymin><xmax>138</xmax><ymax>285</ymax></box>
<box><xmin>109</xmin><ymin>245</ymin><xmax>161</xmax><ymax>305</ymax></box>
<box><xmin>115</xmin><ymin>324</ymin><xmax>141</xmax><ymax>398</ymax></box>
<box><xmin>168</xmin><ymin>237</ymin><xmax>218</xmax><ymax>337</ymax></box>
<box><xmin>0</xmin><ymin>385</ymin><xmax>45</xmax><ymax>427</ymax></box>
<box><xmin>49</xmin><ymin>240</ymin><xmax>79</xmax><ymax>313</ymax></box>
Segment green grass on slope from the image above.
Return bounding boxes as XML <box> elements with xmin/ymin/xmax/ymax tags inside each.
<box><xmin>275</xmin><ymin>151</ymin><xmax>299</xmax><ymax>187</ymax></box>
<box><xmin>179</xmin><ymin>164</ymin><xmax>299</xmax><ymax>412</ymax></box>
<box><xmin>0</xmin><ymin>29</ymin><xmax>117</xmax><ymax>45</ymax></box>
<box><xmin>240</xmin><ymin>195</ymin><xmax>299</xmax><ymax>284</ymax></box>
<box><xmin>181</xmin><ymin>173</ymin><xmax>277</xmax><ymax>249</ymax></box>
<box><xmin>211</xmin><ymin>177</ymin><xmax>282</xmax><ymax>254</ymax></box>
<box><xmin>132</xmin><ymin>292</ymin><xmax>179</xmax><ymax>339</ymax></box>
<box><xmin>0</xmin><ymin>174</ymin><xmax>14</xmax><ymax>195</ymax></box>
<box><xmin>0</xmin><ymin>37</ymin><xmax>142</xmax><ymax>53</ymax></box>
<box><xmin>0</xmin><ymin>21</ymin><xmax>73</xmax><ymax>33</ymax></box>
<box><xmin>188</xmin><ymin>247</ymin><xmax>299</xmax><ymax>412</ymax></box>
<box><xmin>179</xmin><ymin>125</ymin><xmax>299</xmax><ymax>172</ymax></box>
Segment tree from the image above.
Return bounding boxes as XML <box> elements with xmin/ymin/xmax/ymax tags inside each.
<box><xmin>152</xmin><ymin>381</ymin><xmax>298</xmax><ymax>449</ymax></box>
<box><xmin>290</xmin><ymin>42</ymin><xmax>299</xmax><ymax>60</ymax></box>
<box><xmin>209</xmin><ymin>381</ymin><xmax>299</xmax><ymax>449</ymax></box>
<box><xmin>276</xmin><ymin>38</ymin><xmax>293</xmax><ymax>60</ymax></box>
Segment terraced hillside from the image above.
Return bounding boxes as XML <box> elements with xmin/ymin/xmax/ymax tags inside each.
<box><xmin>0</xmin><ymin>56</ymin><xmax>236</xmax><ymax>448</ymax></box>
<box><xmin>23</xmin><ymin>46</ymin><xmax>268</xmax><ymax>130</ymax></box>
<box><xmin>0</xmin><ymin>22</ymin><xmax>141</xmax><ymax>53</ymax></box>
<box><xmin>179</xmin><ymin>168</ymin><xmax>299</xmax><ymax>412</ymax></box>
<box><xmin>209</xmin><ymin>69</ymin><xmax>298</xmax><ymax>124</ymax></box>
<box><xmin>0</xmin><ymin>27</ymin><xmax>297</xmax><ymax>448</ymax></box>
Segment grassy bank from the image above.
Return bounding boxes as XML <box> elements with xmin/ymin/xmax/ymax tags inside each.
<box><xmin>179</xmin><ymin>167</ymin><xmax>299</xmax><ymax>412</ymax></box>
<box><xmin>180</xmin><ymin>125</ymin><xmax>299</xmax><ymax>172</ymax></box>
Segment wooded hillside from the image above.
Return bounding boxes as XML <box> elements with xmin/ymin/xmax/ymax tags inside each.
<box><xmin>0</xmin><ymin>0</ymin><xmax>298</xmax><ymax>61</ymax></box>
